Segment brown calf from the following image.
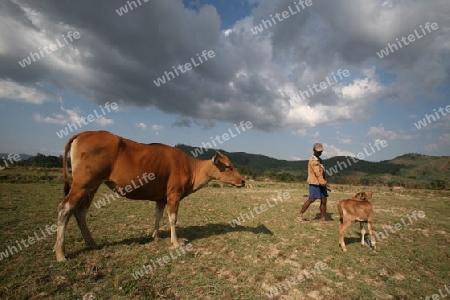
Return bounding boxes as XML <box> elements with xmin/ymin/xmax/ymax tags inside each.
<box><xmin>337</xmin><ymin>192</ymin><xmax>376</xmax><ymax>252</ymax></box>
<box><xmin>54</xmin><ymin>131</ymin><xmax>245</xmax><ymax>262</ymax></box>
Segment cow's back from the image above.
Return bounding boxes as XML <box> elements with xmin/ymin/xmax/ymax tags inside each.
<box><xmin>109</xmin><ymin>136</ymin><xmax>196</xmax><ymax>200</ymax></box>
<box><xmin>70</xmin><ymin>130</ymin><xmax>201</xmax><ymax>201</ymax></box>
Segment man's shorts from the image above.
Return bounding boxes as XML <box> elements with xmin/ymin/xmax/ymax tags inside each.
<box><xmin>309</xmin><ymin>184</ymin><xmax>328</xmax><ymax>200</ymax></box>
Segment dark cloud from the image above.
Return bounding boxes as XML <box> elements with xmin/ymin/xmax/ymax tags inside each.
<box><xmin>1</xmin><ymin>0</ymin><xmax>449</xmax><ymax>131</ymax></box>
<box><xmin>172</xmin><ymin>118</ymin><xmax>192</xmax><ymax>128</ymax></box>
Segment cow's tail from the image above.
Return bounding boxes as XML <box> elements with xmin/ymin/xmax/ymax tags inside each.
<box><xmin>63</xmin><ymin>134</ymin><xmax>78</xmax><ymax>196</ymax></box>
<box><xmin>337</xmin><ymin>201</ymin><xmax>344</xmax><ymax>224</ymax></box>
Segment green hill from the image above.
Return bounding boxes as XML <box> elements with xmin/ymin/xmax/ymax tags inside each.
<box><xmin>175</xmin><ymin>145</ymin><xmax>449</xmax><ymax>189</ymax></box>
<box><xmin>2</xmin><ymin>148</ymin><xmax>448</xmax><ymax>189</ymax></box>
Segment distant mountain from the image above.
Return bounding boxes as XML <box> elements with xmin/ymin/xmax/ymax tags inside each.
<box><xmin>3</xmin><ymin>147</ymin><xmax>448</xmax><ymax>189</ymax></box>
<box><xmin>1</xmin><ymin>153</ymin><xmax>62</xmax><ymax>168</ymax></box>
<box><xmin>0</xmin><ymin>153</ymin><xmax>33</xmax><ymax>161</ymax></box>
<box><xmin>175</xmin><ymin>145</ymin><xmax>449</xmax><ymax>189</ymax></box>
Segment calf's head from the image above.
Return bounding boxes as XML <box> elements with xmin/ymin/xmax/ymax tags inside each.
<box><xmin>211</xmin><ymin>151</ymin><xmax>245</xmax><ymax>187</ymax></box>
<box><xmin>354</xmin><ymin>192</ymin><xmax>373</xmax><ymax>201</ymax></box>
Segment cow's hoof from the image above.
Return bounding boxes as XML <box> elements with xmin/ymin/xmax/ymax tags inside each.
<box><xmin>178</xmin><ymin>238</ymin><xmax>189</xmax><ymax>245</ymax></box>
<box><xmin>56</xmin><ymin>255</ymin><xmax>67</xmax><ymax>262</ymax></box>
<box><xmin>170</xmin><ymin>238</ymin><xmax>188</xmax><ymax>249</ymax></box>
<box><xmin>170</xmin><ymin>244</ymin><xmax>181</xmax><ymax>250</ymax></box>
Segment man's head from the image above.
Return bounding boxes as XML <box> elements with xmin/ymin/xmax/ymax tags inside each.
<box><xmin>313</xmin><ymin>142</ymin><xmax>324</xmax><ymax>156</ymax></box>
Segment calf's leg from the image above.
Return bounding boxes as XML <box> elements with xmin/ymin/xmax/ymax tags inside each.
<box><xmin>360</xmin><ymin>222</ymin><xmax>366</xmax><ymax>247</ymax></box>
<box><xmin>339</xmin><ymin>219</ymin><xmax>351</xmax><ymax>252</ymax></box>
<box><xmin>368</xmin><ymin>220</ymin><xmax>376</xmax><ymax>250</ymax></box>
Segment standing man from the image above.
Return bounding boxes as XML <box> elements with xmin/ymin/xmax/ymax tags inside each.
<box><xmin>296</xmin><ymin>143</ymin><xmax>331</xmax><ymax>222</ymax></box>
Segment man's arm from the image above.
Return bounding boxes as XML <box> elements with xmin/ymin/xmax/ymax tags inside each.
<box><xmin>311</xmin><ymin>162</ymin><xmax>327</xmax><ymax>185</ymax></box>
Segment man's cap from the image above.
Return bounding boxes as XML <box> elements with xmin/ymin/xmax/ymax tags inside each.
<box><xmin>313</xmin><ymin>143</ymin><xmax>324</xmax><ymax>151</ymax></box>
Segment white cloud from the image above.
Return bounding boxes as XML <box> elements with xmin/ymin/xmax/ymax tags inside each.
<box><xmin>290</xmin><ymin>156</ymin><xmax>303</xmax><ymax>161</ymax></box>
<box><xmin>96</xmin><ymin>118</ymin><xmax>114</xmax><ymax>126</ymax></box>
<box><xmin>310</xmin><ymin>131</ymin><xmax>320</xmax><ymax>138</ymax></box>
<box><xmin>152</xmin><ymin>124</ymin><xmax>164</xmax><ymax>135</ymax></box>
<box><xmin>339</xmin><ymin>72</ymin><xmax>383</xmax><ymax>100</ymax></box>
<box><xmin>322</xmin><ymin>143</ymin><xmax>355</xmax><ymax>158</ymax></box>
<box><xmin>135</xmin><ymin>123</ymin><xmax>147</xmax><ymax>130</ymax></box>
<box><xmin>0</xmin><ymin>80</ymin><xmax>50</xmax><ymax>104</ymax></box>
<box><xmin>293</xmin><ymin>129</ymin><xmax>307</xmax><ymax>136</ymax></box>
<box><xmin>33</xmin><ymin>113</ymin><xmax>66</xmax><ymax>125</ymax></box>
<box><xmin>337</xmin><ymin>137</ymin><xmax>352</xmax><ymax>144</ymax></box>
<box><xmin>34</xmin><ymin>106</ymin><xmax>81</xmax><ymax>125</ymax></box>
<box><xmin>34</xmin><ymin>106</ymin><xmax>114</xmax><ymax>127</ymax></box>
<box><xmin>367</xmin><ymin>126</ymin><xmax>414</xmax><ymax>140</ymax></box>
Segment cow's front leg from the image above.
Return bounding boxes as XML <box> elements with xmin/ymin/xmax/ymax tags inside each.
<box><xmin>167</xmin><ymin>195</ymin><xmax>181</xmax><ymax>249</ymax></box>
<box><xmin>152</xmin><ymin>201</ymin><xmax>166</xmax><ymax>242</ymax></box>
<box><xmin>168</xmin><ymin>211</ymin><xmax>180</xmax><ymax>249</ymax></box>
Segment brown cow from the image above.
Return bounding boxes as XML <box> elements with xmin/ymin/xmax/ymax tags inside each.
<box><xmin>53</xmin><ymin>130</ymin><xmax>245</xmax><ymax>262</ymax></box>
<box><xmin>337</xmin><ymin>192</ymin><xmax>376</xmax><ymax>252</ymax></box>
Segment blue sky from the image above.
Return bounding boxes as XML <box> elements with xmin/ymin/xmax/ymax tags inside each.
<box><xmin>0</xmin><ymin>0</ymin><xmax>449</xmax><ymax>161</ymax></box>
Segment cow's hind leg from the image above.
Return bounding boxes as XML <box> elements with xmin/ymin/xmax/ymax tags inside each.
<box><xmin>152</xmin><ymin>201</ymin><xmax>166</xmax><ymax>242</ymax></box>
<box><xmin>54</xmin><ymin>186</ymin><xmax>90</xmax><ymax>262</ymax></box>
<box><xmin>54</xmin><ymin>199</ymin><xmax>74</xmax><ymax>262</ymax></box>
<box><xmin>74</xmin><ymin>188</ymin><xmax>99</xmax><ymax>249</ymax></box>
<box><xmin>53</xmin><ymin>184</ymin><xmax>96</xmax><ymax>262</ymax></box>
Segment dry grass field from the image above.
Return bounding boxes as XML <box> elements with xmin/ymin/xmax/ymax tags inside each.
<box><xmin>0</xmin><ymin>180</ymin><xmax>449</xmax><ymax>299</ymax></box>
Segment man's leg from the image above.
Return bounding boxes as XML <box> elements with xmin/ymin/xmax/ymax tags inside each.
<box><xmin>320</xmin><ymin>197</ymin><xmax>327</xmax><ymax>221</ymax></box>
<box><xmin>297</xmin><ymin>198</ymin><xmax>315</xmax><ymax>221</ymax></box>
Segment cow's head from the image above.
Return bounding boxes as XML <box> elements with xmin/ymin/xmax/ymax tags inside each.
<box><xmin>211</xmin><ymin>151</ymin><xmax>245</xmax><ymax>187</ymax></box>
<box><xmin>354</xmin><ymin>192</ymin><xmax>373</xmax><ymax>201</ymax></box>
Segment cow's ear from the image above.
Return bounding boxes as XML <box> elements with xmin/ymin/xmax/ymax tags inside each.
<box><xmin>366</xmin><ymin>192</ymin><xmax>373</xmax><ymax>200</ymax></box>
<box><xmin>212</xmin><ymin>152</ymin><xmax>222</xmax><ymax>165</ymax></box>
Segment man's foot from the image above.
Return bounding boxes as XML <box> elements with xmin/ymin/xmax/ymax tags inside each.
<box><xmin>295</xmin><ymin>216</ymin><xmax>307</xmax><ymax>223</ymax></box>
